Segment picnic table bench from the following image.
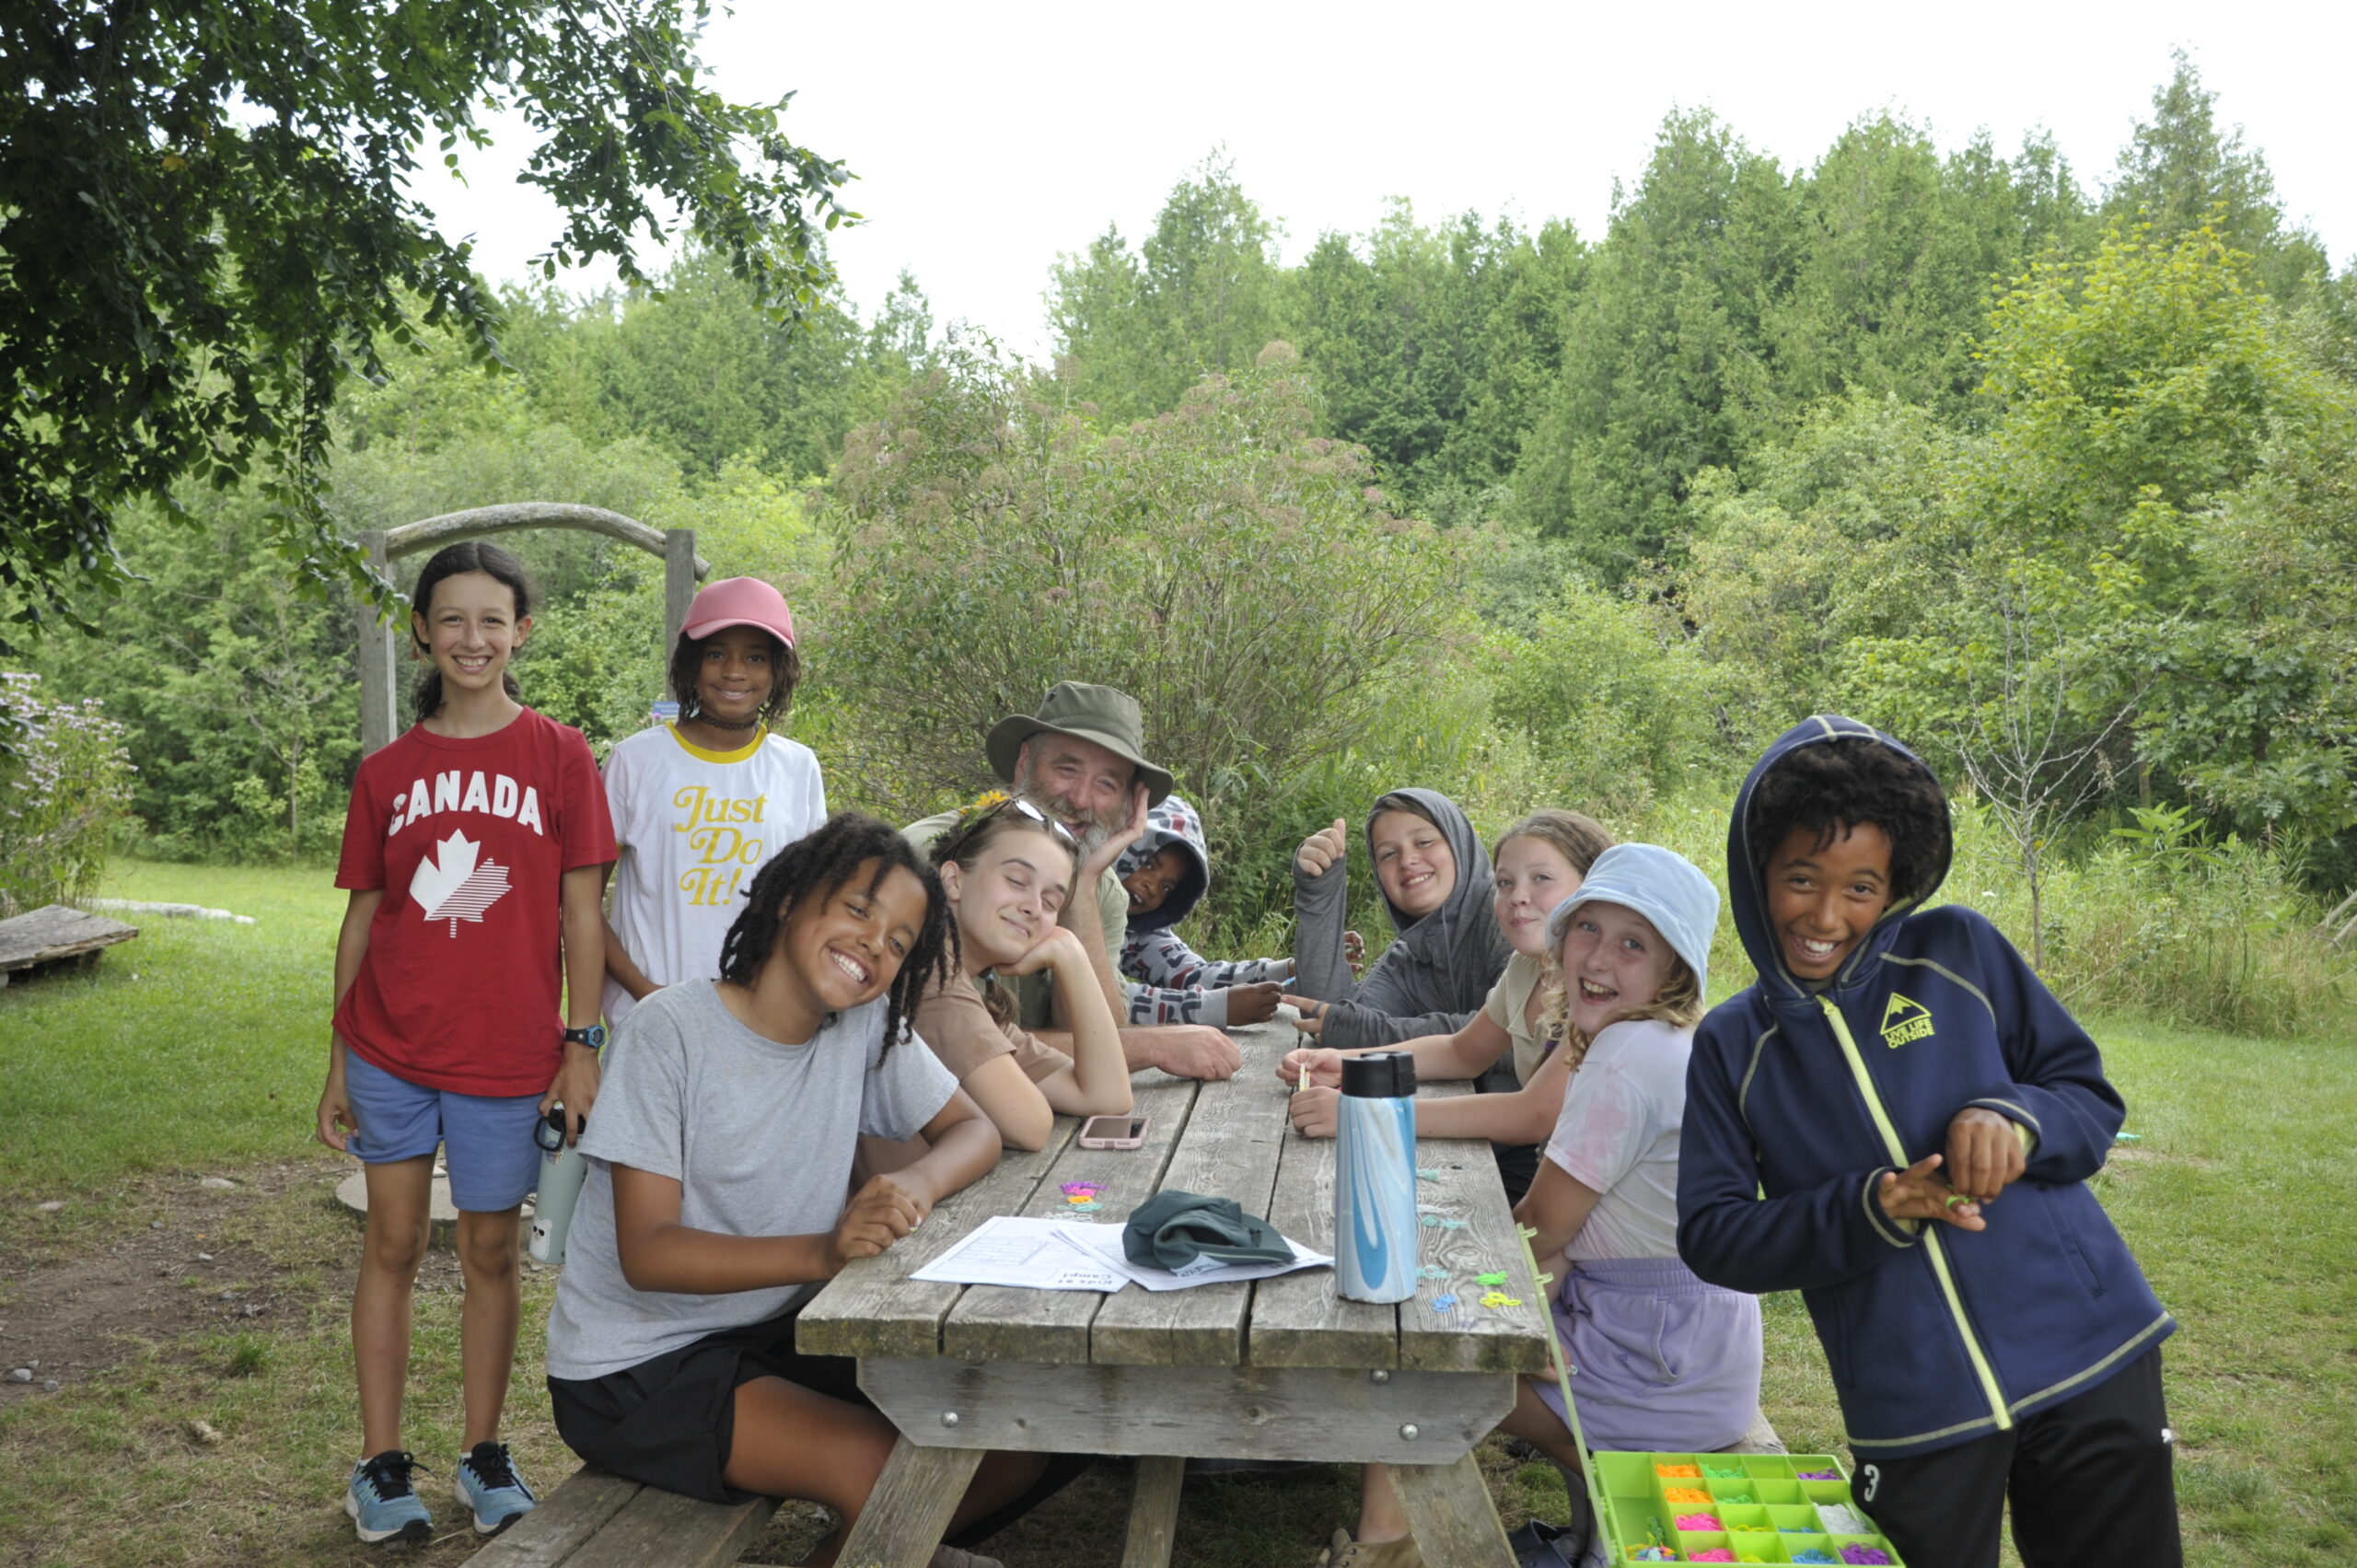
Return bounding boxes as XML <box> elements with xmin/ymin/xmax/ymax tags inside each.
<box><xmin>473</xmin><ymin>1015</ymin><xmax>1552</xmax><ymax>1567</ymax></box>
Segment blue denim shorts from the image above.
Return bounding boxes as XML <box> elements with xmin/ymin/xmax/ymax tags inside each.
<box><xmin>344</xmin><ymin>1050</ymin><xmax>545</xmax><ymax>1213</ymax></box>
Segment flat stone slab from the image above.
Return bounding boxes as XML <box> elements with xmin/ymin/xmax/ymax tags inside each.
<box><xmin>82</xmin><ymin>898</ymin><xmax>252</xmax><ymax>924</ymax></box>
<box><xmin>336</xmin><ymin>1168</ymin><xmax>461</xmax><ymax>1225</ymax></box>
<box><xmin>333</xmin><ymin>1168</ymin><xmax>533</xmax><ymax>1229</ymax></box>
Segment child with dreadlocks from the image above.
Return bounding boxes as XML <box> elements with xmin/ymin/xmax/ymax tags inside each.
<box><xmin>601</xmin><ymin>577</ymin><xmax>826</xmax><ymax>1028</ymax></box>
<box><xmin>543</xmin><ymin>814</ymin><xmax>1035</xmax><ymax>1568</ymax></box>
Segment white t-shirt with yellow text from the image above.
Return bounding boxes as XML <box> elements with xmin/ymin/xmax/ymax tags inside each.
<box><xmin>601</xmin><ymin>725</ymin><xmax>827</xmax><ymax>1025</ymax></box>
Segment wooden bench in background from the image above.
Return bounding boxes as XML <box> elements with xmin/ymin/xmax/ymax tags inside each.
<box><xmin>0</xmin><ymin>904</ymin><xmax>136</xmax><ymax>988</ymax></box>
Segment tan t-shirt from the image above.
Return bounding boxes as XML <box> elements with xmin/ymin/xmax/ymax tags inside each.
<box><xmin>902</xmin><ymin>808</ymin><xmax>1125</xmax><ymax>1030</ymax></box>
<box><xmin>1479</xmin><ymin>951</ymin><xmax>1554</xmax><ymax>1086</ymax></box>
<box><xmin>912</xmin><ymin>969</ymin><xmax>1074</xmax><ymax>1085</ymax></box>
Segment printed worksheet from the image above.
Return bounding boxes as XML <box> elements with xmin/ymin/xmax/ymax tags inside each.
<box><xmin>910</xmin><ymin>1214</ymin><xmax>1131</xmax><ymax>1292</ymax></box>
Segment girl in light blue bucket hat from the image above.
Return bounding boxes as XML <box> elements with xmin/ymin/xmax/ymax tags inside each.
<box><xmin>1517</xmin><ymin>843</ymin><xmax>1762</xmax><ymax>1563</ymax></box>
<box><xmin>1334</xmin><ymin>844</ymin><xmax>1764</xmax><ymax>1568</ymax></box>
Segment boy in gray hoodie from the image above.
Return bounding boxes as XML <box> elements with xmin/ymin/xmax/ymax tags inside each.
<box><xmin>1112</xmin><ymin>796</ymin><xmax>1294</xmax><ymax>1028</ymax></box>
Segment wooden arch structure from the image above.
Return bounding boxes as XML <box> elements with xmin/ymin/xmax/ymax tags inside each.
<box><xmin>355</xmin><ymin>504</ymin><xmax>709</xmax><ymax>757</ymax></box>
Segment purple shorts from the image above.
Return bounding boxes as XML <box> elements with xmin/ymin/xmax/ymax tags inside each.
<box><xmin>1530</xmin><ymin>1256</ymin><xmax>1763</xmax><ymax>1454</ymax></box>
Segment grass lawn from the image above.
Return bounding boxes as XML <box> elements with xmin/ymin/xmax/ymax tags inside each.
<box><xmin>1</xmin><ymin>858</ymin><xmax>2351</xmax><ymax>1565</ymax></box>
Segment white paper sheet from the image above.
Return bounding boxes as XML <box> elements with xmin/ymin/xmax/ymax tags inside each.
<box><xmin>1057</xmin><ymin>1220</ymin><xmax>1333</xmax><ymax>1292</ymax></box>
<box><xmin>909</xmin><ymin>1214</ymin><xmax>1131</xmax><ymax>1292</ymax></box>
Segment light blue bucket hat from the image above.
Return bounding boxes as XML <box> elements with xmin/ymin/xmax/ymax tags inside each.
<box><xmin>1544</xmin><ymin>842</ymin><xmax>1721</xmax><ymax>997</ymax></box>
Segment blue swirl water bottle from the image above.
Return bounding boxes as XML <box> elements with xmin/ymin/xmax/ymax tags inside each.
<box><xmin>1335</xmin><ymin>1051</ymin><xmax>1418</xmax><ymax>1302</ymax></box>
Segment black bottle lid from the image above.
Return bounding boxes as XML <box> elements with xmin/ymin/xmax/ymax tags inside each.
<box><xmin>1340</xmin><ymin>1051</ymin><xmax>1418</xmax><ymax>1098</ymax></box>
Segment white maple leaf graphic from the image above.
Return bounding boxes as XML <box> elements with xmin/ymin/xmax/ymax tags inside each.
<box><xmin>408</xmin><ymin>830</ymin><xmax>511</xmax><ymax>937</ymax></box>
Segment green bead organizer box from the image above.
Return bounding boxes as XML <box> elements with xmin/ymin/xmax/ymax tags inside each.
<box><xmin>1512</xmin><ymin>1226</ymin><xmax>1907</xmax><ymax>1565</ymax></box>
<box><xmin>1587</xmin><ymin>1450</ymin><xmax>1909</xmax><ymax>1563</ymax></box>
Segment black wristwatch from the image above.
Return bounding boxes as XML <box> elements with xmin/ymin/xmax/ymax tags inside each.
<box><xmin>563</xmin><ymin>1023</ymin><xmax>608</xmax><ymax>1051</ymax></box>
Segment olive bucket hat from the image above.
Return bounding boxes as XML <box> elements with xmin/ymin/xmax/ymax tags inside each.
<box><xmin>985</xmin><ymin>681</ymin><xmax>1174</xmax><ymax>806</ymax></box>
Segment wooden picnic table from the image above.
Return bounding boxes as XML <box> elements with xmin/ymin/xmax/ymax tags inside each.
<box><xmin>796</xmin><ymin>1016</ymin><xmax>1554</xmax><ymax>1567</ymax></box>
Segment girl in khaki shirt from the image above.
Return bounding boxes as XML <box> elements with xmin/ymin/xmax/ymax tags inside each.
<box><xmin>913</xmin><ymin>799</ymin><xmax>1134</xmax><ymax>1149</ymax></box>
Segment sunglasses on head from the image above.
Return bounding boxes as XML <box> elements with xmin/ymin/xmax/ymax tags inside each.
<box><xmin>1008</xmin><ymin>796</ymin><xmax>1080</xmax><ymax>845</ymax></box>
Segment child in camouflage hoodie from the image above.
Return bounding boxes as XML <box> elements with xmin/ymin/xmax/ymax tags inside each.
<box><xmin>1113</xmin><ymin>796</ymin><xmax>1294</xmax><ymax>1028</ymax></box>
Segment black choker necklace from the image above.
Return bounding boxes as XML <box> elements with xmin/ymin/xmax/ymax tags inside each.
<box><xmin>691</xmin><ymin>712</ymin><xmax>760</xmax><ymax>733</ymax></box>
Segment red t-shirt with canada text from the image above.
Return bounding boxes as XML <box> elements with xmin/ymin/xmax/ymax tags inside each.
<box><xmin>334</xmin><ymin>709</ymin><xmax>616</xmax><ymax>1096</ymax></box>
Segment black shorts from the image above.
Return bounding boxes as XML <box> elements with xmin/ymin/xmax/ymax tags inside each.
<box><xmin>547</xmin><ymin>1301</ymin><xmax>869</xmax><ymax>1504</ymax></box>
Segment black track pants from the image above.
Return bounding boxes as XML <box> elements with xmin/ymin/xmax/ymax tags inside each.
<box><xmin>1850</xmin><ymin>1347</ymin><xmax>2180</xmax><ymax>1568</ymax></box>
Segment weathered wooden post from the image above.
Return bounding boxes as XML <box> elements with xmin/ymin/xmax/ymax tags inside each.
<box><xmin>355</xmin><ymin>529</ymin><xmax>401</xmax><ymax>759</ymax></box>
<box><xmin>664</xmin><ymin>528</ymin><xmax>698</xmax><ymax>655</ymax></box>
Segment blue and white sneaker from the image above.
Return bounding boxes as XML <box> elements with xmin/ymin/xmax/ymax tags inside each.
<box><xmin>454</xmin><ymin>1441</ymin><xmax>536</xmax><ymax>1535</ymax></box>
<box><xmin>345</xmin><ymin>1450</ymin><xmax>431</xmax><ymax>1544</ymax></box>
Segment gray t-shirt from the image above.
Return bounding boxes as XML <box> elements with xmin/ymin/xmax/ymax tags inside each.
<box><xmin>544</xmin><ymin>980</ymin><xmax>958</xmax><ymax>1381</ymax></box>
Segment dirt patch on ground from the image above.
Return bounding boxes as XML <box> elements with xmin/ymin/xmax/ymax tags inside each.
<box><xmin>0</xmin><ymin>1160</ymin><xmax>462</xmax><ymax>1399</ymax></box>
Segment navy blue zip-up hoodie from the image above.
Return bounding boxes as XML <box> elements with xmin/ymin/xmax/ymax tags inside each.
<box><xmin>1678</xmin><ymin>716</ymin><xmax>2171</xmax><ymax>1459</ymax></box>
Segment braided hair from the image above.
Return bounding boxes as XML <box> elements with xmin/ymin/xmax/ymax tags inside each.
<box><xmin>716</xmin><ymin>813</ymin><xmax>954</xmax><ymax>1055</ymax></box>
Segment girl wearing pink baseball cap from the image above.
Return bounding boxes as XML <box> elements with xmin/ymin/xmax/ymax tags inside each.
<box><xmin>601</xmin><ymin>577</ymin><xmax>829</xmax><ymax>1027</ymax></box>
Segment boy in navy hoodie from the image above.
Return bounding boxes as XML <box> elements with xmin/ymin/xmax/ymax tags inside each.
<box><xmin>1678</xmin><ymin>718</ymin><xmax>2179</xmax><ymax>1568</ymax></box>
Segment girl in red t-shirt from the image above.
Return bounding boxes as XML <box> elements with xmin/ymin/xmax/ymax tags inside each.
<box><xmin>316</xmin><ymin>541</ymin><xmax>615</xmax><ymax>1543</ymax></box>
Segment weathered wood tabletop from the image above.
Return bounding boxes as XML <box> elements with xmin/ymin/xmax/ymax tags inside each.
<box><xmin>797</xmin><ymin>1016</ymin><xmax>1554</xmax><ymax>1567</ymax></box>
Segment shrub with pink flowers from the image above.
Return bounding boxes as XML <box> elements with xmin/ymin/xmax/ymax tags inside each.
<box><xmin>0</xmin><ymin>671</ymin><xmax>134</xmax><ymax>914</ymax></box>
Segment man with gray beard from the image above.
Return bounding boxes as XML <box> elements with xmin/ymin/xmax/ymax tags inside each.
<box><xmin>904</xmin><ymin>683</ymin><xmax>1242</xmax><ymax>1081</ymax></box>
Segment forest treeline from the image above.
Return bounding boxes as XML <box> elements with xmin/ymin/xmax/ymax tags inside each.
<box><xmin>14</xmin><ymin>56</ymin><xmax>2352</xmax><ymax>1027</ymax></box>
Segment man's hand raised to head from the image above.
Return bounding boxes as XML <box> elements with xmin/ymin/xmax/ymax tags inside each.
<box><xmin>1077</xmin><ymin>779</ymin><xmax>1152</xmax><ymax>884</ymax></box>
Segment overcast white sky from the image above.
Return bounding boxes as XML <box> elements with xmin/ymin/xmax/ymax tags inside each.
<box><xmin>418</xmin><ymin>2</ymin><xmax>2354</xmax><ymax>358</ymax></box>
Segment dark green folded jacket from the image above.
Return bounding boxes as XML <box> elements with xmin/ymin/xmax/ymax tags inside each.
<box><xmin>1122</xmin><ymin>1190</ymin><xmax>1292</xmax><ymax>1272</ymax></box>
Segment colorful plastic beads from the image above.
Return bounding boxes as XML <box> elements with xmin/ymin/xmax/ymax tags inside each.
<box><xmin>1816</xmin><ymin>1504</ymin><xmax>1869</xmax><ymax>1535</ymax></box>
<box><xmin>1655</xmin><ymin>1463</ymin><xmax>1701</xmax><ymax>1479</ymax></box>
<box><xmin>1674</xmin><ymin>1514</ymin><xmax>1724</xmax><ymax>1532</ymax></box>
<box><xmin>1839</xmin><ymin>1550</ymin><xmax>1891</xmax><ymax>1565</ymax></box>
<box><xmin>1795</xmin><ymin>1469</ymin><xmax>1840</xmax><ymax>1481</ymax></box>
<box><xmin>1663</xmin><ymin>1488</ymin><xmax>1713</xmax><ymax>1505</ymax></box>
<box><xmin>1791</xmin><ymin>1553</ymin><xmax>1837</xmax><ymax>1565</ymax></box>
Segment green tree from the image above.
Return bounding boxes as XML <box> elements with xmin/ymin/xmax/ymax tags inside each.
<box><xmin>1766</xmin><ymin>119</ymin><xmax>2086</xmax><ymax>426</ymax></box>
<box><xmin>1512</xmin><ymin>110</ymin><xmax>1801</xmax><ymax>576</ymax></box>
<box><xmin>0</xmin><ymin>0</ymin><xmax>856</xmax><ymax>647</ymax></box>
<box><xmin>2106</xmin><ymin>51</ymin><xmax>2334</xmax><ymax>306</ymax></box>
<box><xmin>1290</xmin><ymin>204</ymin><xmax>1585</xmax><ymax>512</ymax></box>
<box><xmin>1047</xmin><ymin>152</ymin><xmax>1285</xmax><ymax>424</ymax></box>
<box><xmin>505</xmin><ymin>246</ymin><xmax>877</xmax><ymax>481</ymax></box>
<box><xmin>815</xmin><ymin>343</ymin><xmax>1463</xmax><ymax>881</ymax></box>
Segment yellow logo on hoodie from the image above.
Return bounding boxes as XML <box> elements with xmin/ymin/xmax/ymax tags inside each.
<box><xmin>1880</xmin><ymin>993</ymin><xmax>1934</xmax><ymax>1049</ymax></box>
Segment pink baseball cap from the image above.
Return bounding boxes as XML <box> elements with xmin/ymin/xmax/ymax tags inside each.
<box><xmin>681</xmin><ymin>576</ymin><xmax>796</xmax><ymax>648</ymax></box>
